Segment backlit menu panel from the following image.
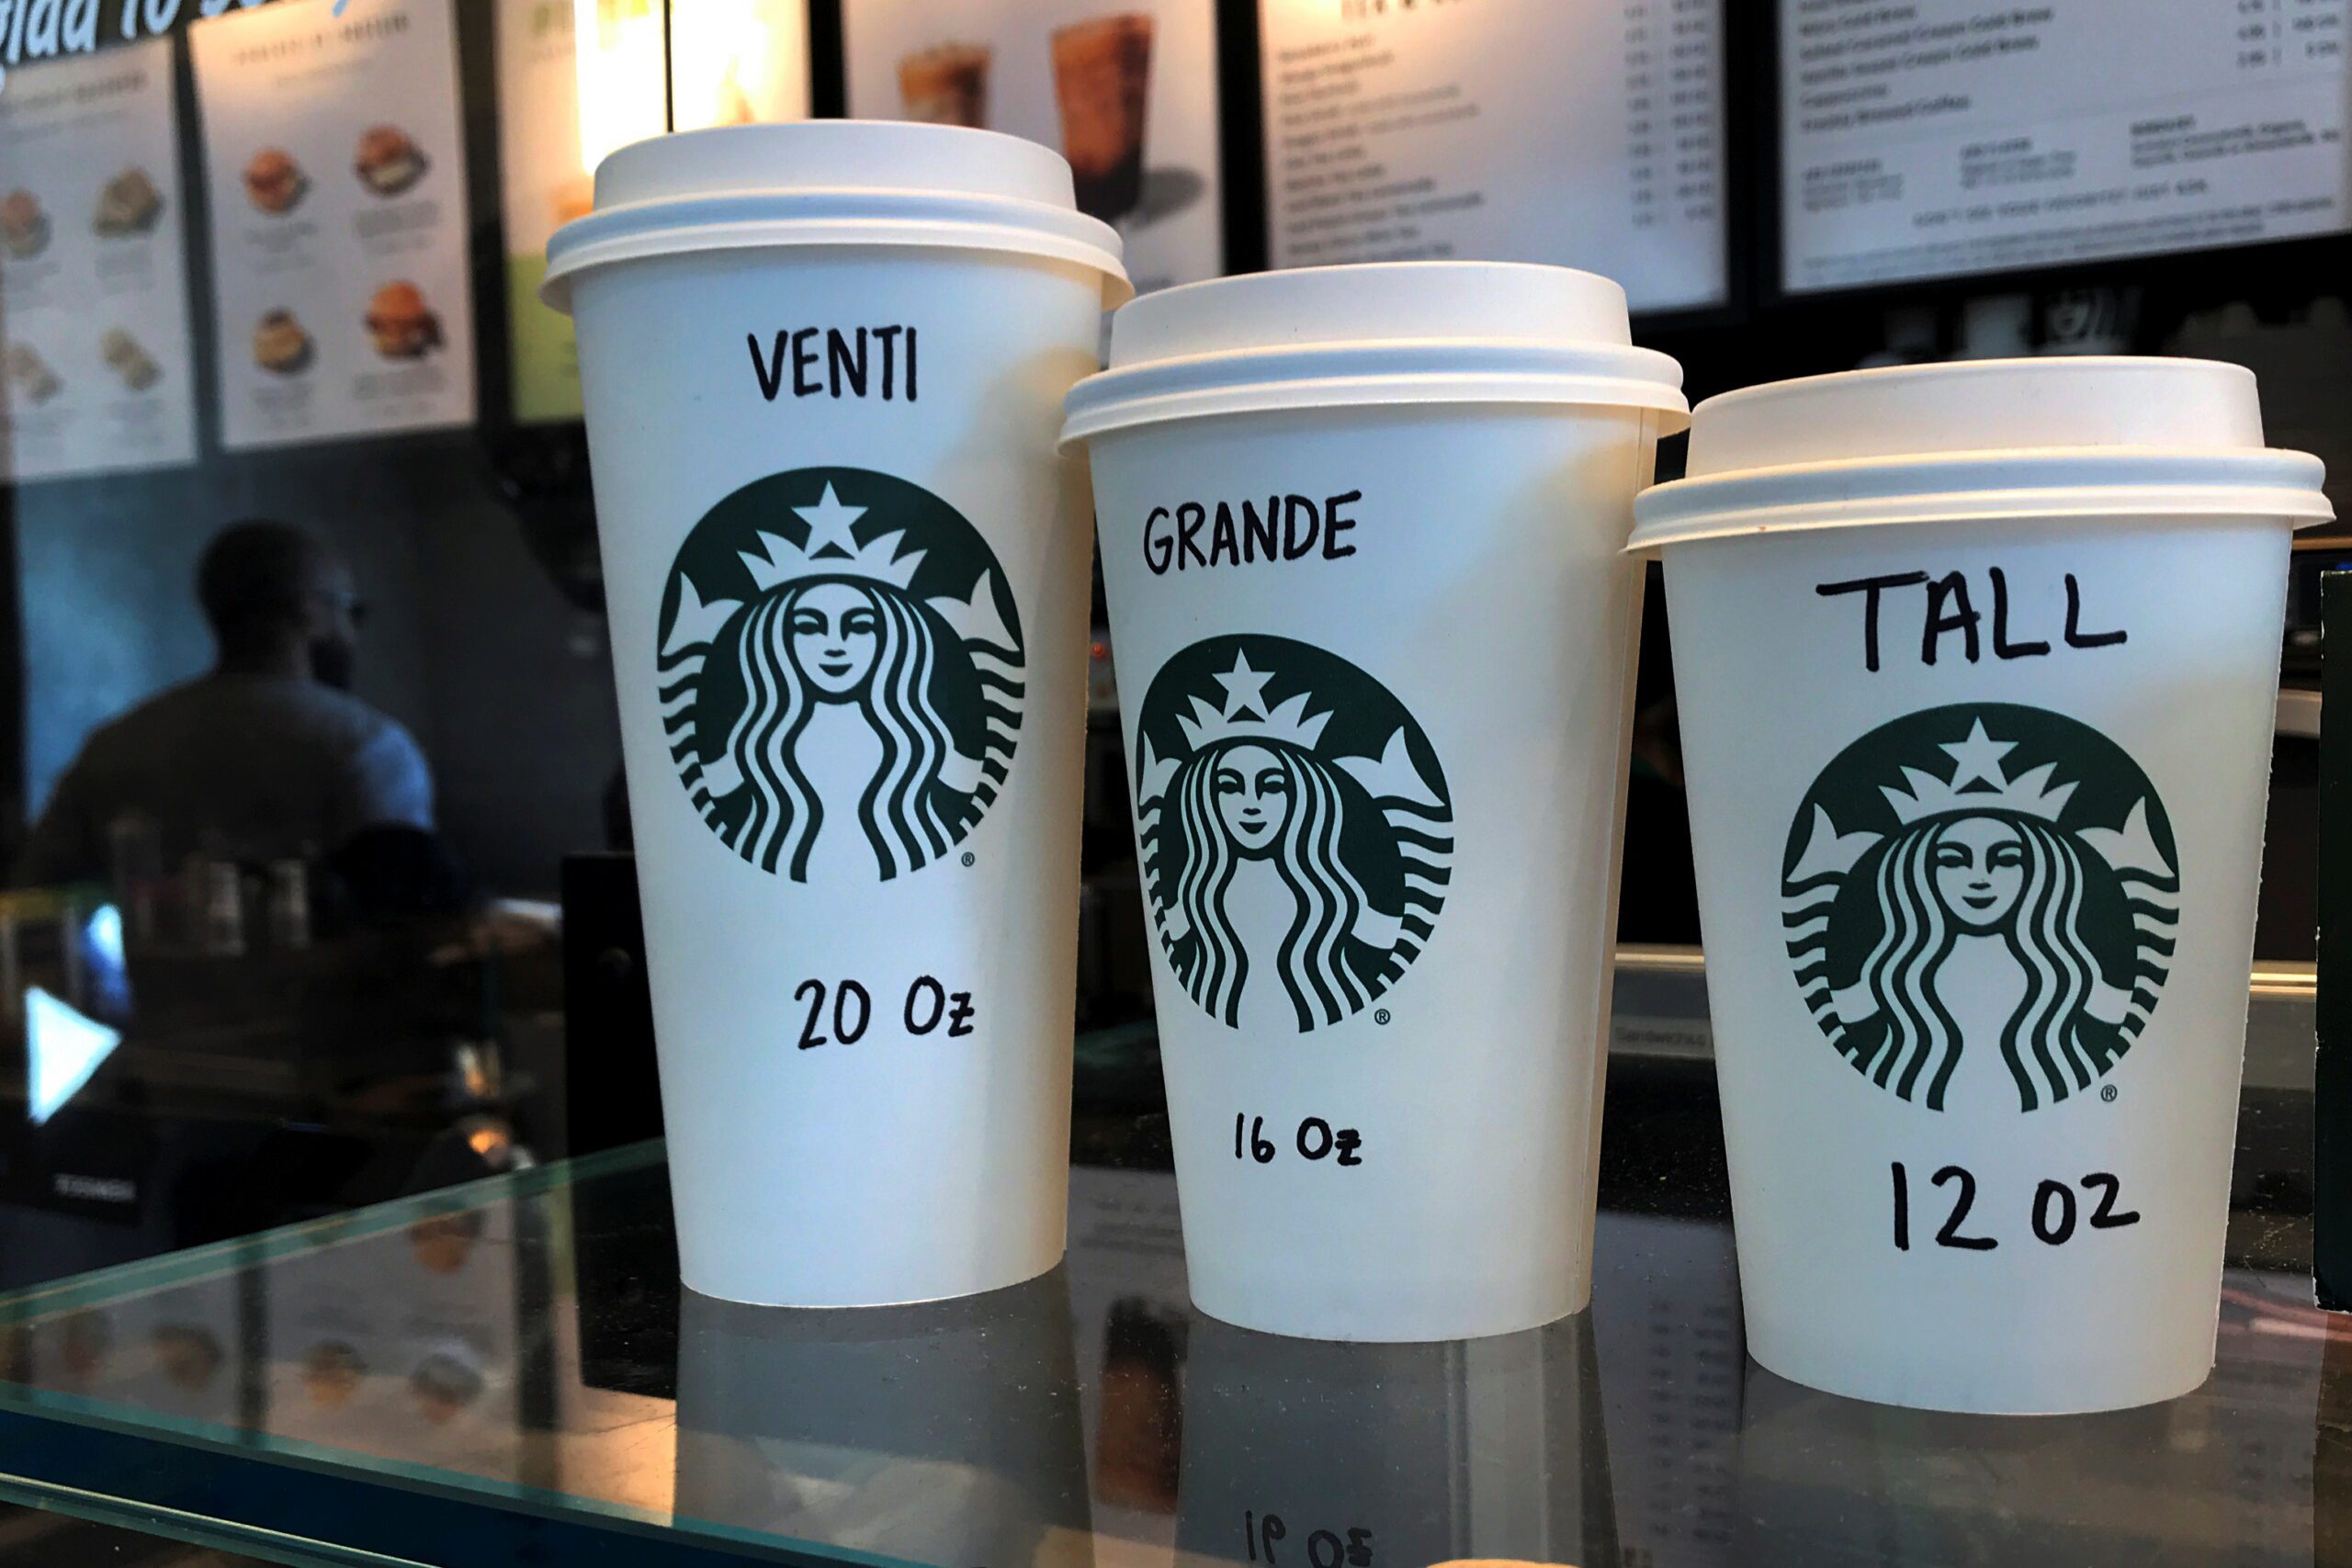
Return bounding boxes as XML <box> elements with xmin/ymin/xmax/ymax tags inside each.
<box><xmin>1782</xmin><ymin>0</ymin><xmax>2352</xmax><ymax>292</ymax></box>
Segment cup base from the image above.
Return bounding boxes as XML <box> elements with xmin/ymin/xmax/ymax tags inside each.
<box><xmin>1189</xmin><ymin>1282</ymin><xmax>1581</xmax><ymax>1345</ymax></box>
<box><xmin>1746</xmin><ymin>1335</ymin><xmax>2214</xmax><ymax>1416</ymax></box>
<box><xmin>679</xmin><ymin>1243</ymin><xmax>1067</xmax><ymax>1312</ymax></box>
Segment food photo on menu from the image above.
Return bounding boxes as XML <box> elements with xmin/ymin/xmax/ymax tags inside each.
<box><xmin>92</xmin><ymin>165</ymin><xmax>164</xmax><ymax>236</ymax></box>
<box><xmin>2</xmin><ymin>186</ymin><xmax>49</xmax><ymax>256</ymax></box>
<box><xmin>253</xmin><ymin>307</ymin><xmax>314</xmax><ymax>375</ymax></box>
<box><xmin>6</xmin><ymin>341</ymin><xmax>60</xmax><ymax>404</ymax></box>
<box><xmin>365</xmin><ymin>280</ymin><xmax>441</xmax><ymax>360</ymax></box>
<box><xmin>354</xmin><ymin>124</ymin><xmax>428</xmax><ymax>197</ymax></box>
<box><xmin>243</xmin><ymin>147</ymin><xmax>308</xmax><ymax>215</ymax></box>
<box><xmin>101</xmin><ymin>327</ymin><xmax>161</xmax><ymax>391</ymax></box>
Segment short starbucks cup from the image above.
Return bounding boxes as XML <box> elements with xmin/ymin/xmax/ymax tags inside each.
<box><xmin>1063</xmin><ymin>264</ymin><xmax>1689</xmax><ymax>1341</ymax></box>
<box><xmin>1632</xmin><ymin>358</ymin><xmax>2332</xmax><ymax>1413</ymax></box>
<box><xmin>544</xmin><ymin>123</ymin><xmax>1129</xmax><ymax>1306</ymax></box>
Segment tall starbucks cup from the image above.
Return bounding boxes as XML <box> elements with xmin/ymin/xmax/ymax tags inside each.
<box><xmin>1632</xmin><ymin>359</ymin><xmax>2331</xmax><ymax>1413</ymax></box>
<box><xmin>544</xmin><ymin>123</ymin><xmax>1129</xmax><ymax>1306</ymax></box>
<box><xmin>1063</xmin><ymin>264</ymin><xmax>1688</xmax><ymax>1341</ymax></box>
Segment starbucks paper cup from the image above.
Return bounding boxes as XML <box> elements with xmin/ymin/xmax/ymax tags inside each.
<box><xmin>1632</xmin><ymin>358</ymin><xmax>2332</xmax><ymax>1413</ymax></box>
<box><xmin>1063</xmin><ymin>264</ymin><xmax>1688</xmax><ymax>1341</ymax></box>
<box><xmin>545</xmin><ymin>123</ymin><xmax>1128</xmax><ymax>1306</ymax></box>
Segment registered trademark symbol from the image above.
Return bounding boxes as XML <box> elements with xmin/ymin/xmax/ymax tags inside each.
<box><xmin>2101</xmin><ymin>1084</ymin><xmax>2118</xmax><ymax>1103</ymax></box>
<box><xmin>961</xmin><ymin>852</ymin><xmax>976</xmax><ymax>868</ymax></box>
<box><xmin>1374</xmin><ymin>1009</ymin><xmax>1391</xmax><ymax>1026</ymax></box>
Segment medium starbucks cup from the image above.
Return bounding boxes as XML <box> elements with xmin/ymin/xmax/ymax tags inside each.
<box><xmin>1063</xmin><ymin>264</ymin><xmax>1688</xmax><ymax>1341</ymax></box>
<box><xmin>544</xmin><ymin>123</ymin><xmax>1129</xmax><ymax>1306</ymax></box>
<box><xmin>1632</xmin><ymin>358</ymin><xmax>2332</xmax><ymax>1413</ymax></box>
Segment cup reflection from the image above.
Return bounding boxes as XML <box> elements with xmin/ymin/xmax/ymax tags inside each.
<box><xmin>1730</xmin><ymin>1330</ymin><xmax>2315</xmax><ymax>1566</ymax></box>
<box><xmin>1175</xmin><ymin>1315</ymin><xmax>1618</xmax><ymax>1568</ymax></box>
<box><xmin>673</xmin><ymin>1269</ymin><xmax>1093</xmax><ymax>1568</ymax></box>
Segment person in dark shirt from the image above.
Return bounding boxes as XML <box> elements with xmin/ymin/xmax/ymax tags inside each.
<box><xmin>16</xmin><ymin>520</ymin><xmax>433</xmax><ymax>886</ymax></box>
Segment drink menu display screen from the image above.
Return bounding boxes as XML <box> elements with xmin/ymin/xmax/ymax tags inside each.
<box><xmin>1258</xmin><ymin>0</ymin><xmax>1729</xmax><ymax>314</ymax></box>
<box><xmin>1781</xmin><ymin>0</ymin><xmax>2352</xmax><ymax>294</ymax></box>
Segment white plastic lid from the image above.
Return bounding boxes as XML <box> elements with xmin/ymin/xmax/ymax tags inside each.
<box><xmin>1630</xmin><ymin>357</ymin><xmax>2333</xmax><ymax>550</ymax></box>
<box><xmin>541</xmin><ymin>121</ymin><xmax>1130</xmax><ymax>314</ymax></box>
<box><xmin>1059</xmin><ymin>262</ymin><xmax>1688</xmax><ymax>446</ymax></box>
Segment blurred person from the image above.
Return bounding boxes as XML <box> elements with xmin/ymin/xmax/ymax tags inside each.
<box><xmin>15</xmin><ymin>521</ymin><xmax>433</xmax><ymax>886</ymax></box>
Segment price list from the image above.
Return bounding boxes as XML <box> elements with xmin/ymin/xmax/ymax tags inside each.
<box><xmin>1781</xmin><ymin>0</ymin><xmax>2352</xmax><ymax>292</ymax></box>
<box><xmin>1261</xmin><ymin>0</ymin><xmax>1728</xmax><ymax>313</ymax></box>
<box><xmin>2230</xmin><ymin>0</ymin><xmax>2346</xmax><ymax>71</ymax></box>
<box><xmin>1624</xmin><ymin>0</ymin><xmax>1724</xmax><ymax>243</ymax></box>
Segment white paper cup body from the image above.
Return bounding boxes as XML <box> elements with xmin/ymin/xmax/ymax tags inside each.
<box><xmin>1089</xmin><ymin>402</ymin><xmax>1664</xmax><ymax>1341</ymax></box>
<box><xmin>1664</xmin><ymin>512</ymin><xmax>2289</xmax><ymax>1413</ymax></box>
<box><xmin>571</xmin><ymin>242</ymin><xmax>1102</xmax><ymax>1306</ymax></box>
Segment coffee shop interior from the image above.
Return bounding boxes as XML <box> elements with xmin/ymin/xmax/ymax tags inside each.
<box><xmin>0</xmin><ymin>0</ymin><xmax>2344</xmax><ymax>1562</ymax></box>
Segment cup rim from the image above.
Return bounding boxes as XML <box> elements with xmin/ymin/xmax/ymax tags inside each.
<box><xmin>1629</xmin><ymin>445</ymin><xmax>2333</xmax><ymax>552</ymax></box>
<box><xmin>541</xmin><ymin>130</ymin><xmax>1131</xmax><ymax>315</ymax></box>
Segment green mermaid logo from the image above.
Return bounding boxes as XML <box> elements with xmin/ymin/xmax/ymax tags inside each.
<box><xmin>1134</xmin><ymin>635</ymin><xmax>1452</xmax><ymax>1032</ymax></box>
<box><xmin>656</xmin><ymin>468</ymin><xmax>1022</xmax><ymax>882</ymax></box>
<box><xmin>1783</xmin><ymin>704</ymin><xmax>2179</xmax><ymax>1112</ymax></box>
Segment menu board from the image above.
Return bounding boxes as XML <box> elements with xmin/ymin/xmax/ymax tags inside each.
<box><xmin>0</xmin><ymin>41</ymin><xmax>197</xmax><ymax>482</ymax></box>
<box><xmin>1781</xmin><ymin>0</ymin><xmax>2352</xmax><ymax>293</ymax></box>
<box><xmin>496</xmin><ymin>0</ymin><xmax>593</xmax><ymax>423</ymax></box>
<box><xmin>673</xmin><ymin>0</ymin><xmax>812</xmax><ymax>130</ymax></box>
<box><xmin>1259</xmin><ymin>0</ymin><xmax>1728</xmax><ymax>314</ymax></box>
<box><xmin>191</xmin><ymin>0</ymin><xmax>475</xmax><ymax>450</ymax></box>
<box><xmin>843</xmin><ymin>0</ymin><xmax>1223</xmax><ymax>295</ymax></box>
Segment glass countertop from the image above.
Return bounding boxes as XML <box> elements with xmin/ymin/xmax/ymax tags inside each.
<box><xmin>0</xmin><ymin>982</ymin><xmax>2337</xmax><ymax>1568</ymax></box>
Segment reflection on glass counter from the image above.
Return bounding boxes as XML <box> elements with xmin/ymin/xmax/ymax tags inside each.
<box><xmin>1174</xmin><ymin>1314</ymin><xmax>1617</xmax><ymax>1568</ymax></box>
<box><xmin>676</xmin><ymin>1273</ymin><xmax>1091</xmax><ymax>1568</ymax></box>
<box><xmin>0</xmin><ymin>963</ymin><xmax>2329</xmax><ymax>1567</ymax></box>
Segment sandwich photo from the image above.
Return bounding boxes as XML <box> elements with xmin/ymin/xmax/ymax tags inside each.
<box><xmin>6</xmin><ymin>342</ymin><xmax>60</xmax><ymax>404</ymax></box>
<box><xmin>93</xmin><ymin>166</ymin><xmax>164</xmax><ymax>237</ymax></box>
<box><xmin>2</xmin><ymin>189</ymin><xmax>49</xmax><ymax>258</ymax></box>
<box><xmin>101</xmin><ymin>327</ymin><xmax>161</xmax><ymax>391</ymax></box>
<box><xmin>364</xmin><ymin>281</ymin><xmax>441</xmax><ymax>360</ymax></box>
<box><xmin>243</xmin><ymin>148</ymin><xmax>307</xmax><ymax>215</ymax></box>
<box><xmin>354</xmin><ymin>124</ymin><xmax>428</xmax><ymax>197</ymax></box>
<box><xmin>253</xmin><ymin>308</ymin><xmax>313</xmax><ymax>376</ymax></box>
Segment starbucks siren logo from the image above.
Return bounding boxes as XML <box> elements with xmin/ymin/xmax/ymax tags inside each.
<box><xmin>656</xmin><ymin>467</ymin><xmax>1023</xmax><ymax>882</ymax></box>
<box><xmin>1782</xmin><ymin>703</ymin><xmax>2179</xmax><ymax>1112</ymax></box>
<box><xmin>1135</xmin><ymin>635</ymin><xmax>1451</xmax><ymax>1032</ymax></box>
